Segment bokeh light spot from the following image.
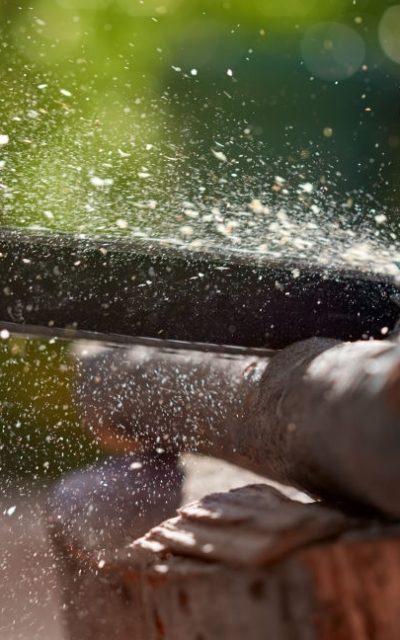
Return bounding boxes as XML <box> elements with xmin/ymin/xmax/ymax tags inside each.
<box><xmin>301</xmin><ymin>22</ymin><xmax>365</xmax><ymax>81</ymax></box>
<box><xmin>379</xmin><ymin>5</ymin><xmax>400</xmax><ymax>65</ymax></box>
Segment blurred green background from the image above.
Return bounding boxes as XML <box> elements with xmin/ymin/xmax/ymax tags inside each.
<box><xmin>0</xmin><ymin>0</ymin><xmax>399</xmax><ymax>476</ymax></box>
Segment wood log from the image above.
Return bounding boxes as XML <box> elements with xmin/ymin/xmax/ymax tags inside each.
<box><xmin>48</xmin><ymin>473</ymin><xmax>400</xmax><ymax>640</ymax></box>
<box><xmin>74</xmin><ymin>336</ymin><xmax>400</xmax><ymax>516</ymax></box>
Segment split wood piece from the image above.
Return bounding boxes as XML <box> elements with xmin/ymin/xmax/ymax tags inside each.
<box><xmin>49</xmin><ymin>481</ymin><xmax>400</xmax><ymax>640</ymax></box>
<box><xmin>74</xmin><ymin>336</ymin><xmax>400</xmax><ymax>516</ymax></box>
<box><xmin>136</xmin><ymin>483</ymin><xmax>357</xmax><ymax>567</ymax></box>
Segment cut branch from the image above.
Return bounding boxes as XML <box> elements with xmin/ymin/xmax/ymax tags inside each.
<box><xmin>75</xmin><ymin>336</ymin><xmax>400</xmax><ymax>516</ymax></box>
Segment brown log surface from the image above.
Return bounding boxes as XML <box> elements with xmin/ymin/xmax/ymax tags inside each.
<box><xmin>74</xmin><ymin>336</ymin><xmax>400</xmax><ymax>516</ymax></box>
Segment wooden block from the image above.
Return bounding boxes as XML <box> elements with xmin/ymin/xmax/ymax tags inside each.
<box><xmin>48</xmin><ymin>465</ymin><xmax>400</xmax><ymax>640</ymax></box>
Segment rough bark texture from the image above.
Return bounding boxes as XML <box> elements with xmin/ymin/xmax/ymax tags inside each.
<box><xmin>49</xmin><ymin>474</ymin><xmax>400</xmax><ymax>640</ymax></box>
<box><xmin>75</xmin><ymin>336</ymin><xmax>400</xmax><ymax>516</ymax></box>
